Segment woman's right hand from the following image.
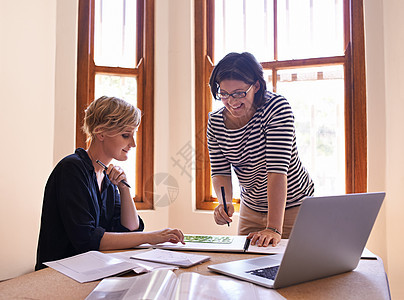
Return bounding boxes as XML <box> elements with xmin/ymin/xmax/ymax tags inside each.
<box><xmin>214</xmin><ymin>203</ymin><xmax>234</xmax><ymax>225</ymax></box>
<box><xmin>147</xmin><ymin>228</ymin><xmax>185</xmax><ymax>245</ymax></box>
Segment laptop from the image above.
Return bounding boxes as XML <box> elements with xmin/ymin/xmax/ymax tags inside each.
<box><xmin>208</xmin><ymin>192</ymin><xmax>385</xmax><ymax>289</ymax></box>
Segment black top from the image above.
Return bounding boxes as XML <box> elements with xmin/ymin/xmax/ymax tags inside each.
<box><xmin>35</xmin><ymin>148</ymin><xmax>144</xmax><ymax>270</ymax></box>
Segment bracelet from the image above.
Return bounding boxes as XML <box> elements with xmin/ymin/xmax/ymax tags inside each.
<box><xmin>265</xmin><ymin>227</ymin><xmax>282</xmax><ymax>235</ymax></box>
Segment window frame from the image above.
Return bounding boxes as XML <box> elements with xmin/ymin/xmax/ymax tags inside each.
<box><xmin>76</xmin><ymin>0</ymin><xmax>155</xmax><ymax>209</ymax></box>
<box><xmin>194</xmin><ymin>0</ymin><xmax>367</xmax><ymax>210</ymax></box>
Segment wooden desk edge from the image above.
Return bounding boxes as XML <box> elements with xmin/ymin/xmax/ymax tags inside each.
<box><xmin>0</xmin><ymin>251</ymin><xmax>391</xmax><ymax>300</ymax></box>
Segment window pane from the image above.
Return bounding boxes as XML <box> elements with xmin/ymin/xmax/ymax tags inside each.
<box><xmin>263</xmin><ymin>69</ymin><xmax>273</xmax><ymax>91</ymax></box>
<box><xmin>94</xmin><ymin>0</ymin><xmax>137</xmax><ymax>68</ymax></box>
<box><xmin>214</xmin><ymin>0</ymin><xmax>274</xmax><ymax>62</ymax></box>
<box><xmin>276</xmin><ymin>66</ymin><xmax>345</xmax><ymax>196</ymax></box>
<box><xmin>94</xmin><ymin>74</ymin><xmax>138</xmax><ymax>188</ymax></box>
<box><xmin>212</xmin><ymin>97</ymin><xmax>224</xmax><ymax>112</ymax></box>
<box><xmin>277</xmin><ymin>0</ymin><xmax>344</xmax><ymax>60</ymax></box>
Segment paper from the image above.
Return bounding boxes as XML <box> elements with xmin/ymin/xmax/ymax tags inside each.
<box><xmin>44</xmin><ymin>251</ymin><xmax>136</xmax><ymax>283</ymax></box>
<box><xmin>183</xmin><ymin>235</ymin><xmax>234</xmax><ymax>244</ymax></box>
<box><xmin>107</xmin><ymin>250</ymin><xmax>178</xmax><ymax>273</ymax></box>
<box><xmin>85</xmin><ymin>269</ymin><xmax>286</xmax><ymax>300</ymax></box>
<box><xmin>361</xmin><ymin>247</ymin><xmax>378</xmax><ymax>259</ymax></box>
<box><xmin>248</xmin><ymin>239</ymin><xmax>288</xmax><ymax>254</ymax></box>
<box><xmin>131</xmin><ymin>249</ymin><xmax>210</xmax><ymax>267</ymax></box>
<box><xmin>136</xmin><ymin>234</ymin><xmax>288</xmax><ymax>254</ymax></box>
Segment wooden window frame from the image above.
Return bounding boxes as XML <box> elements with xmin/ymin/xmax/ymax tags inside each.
<box><xmin>195</xmin><ymin>0</ymin><xmax>367</xmax><ymax>210</ymax></box>
<box><xmin>76</xmin><ymin>0</ymin><xmax>155</xmax><ymax>209</ymax></box>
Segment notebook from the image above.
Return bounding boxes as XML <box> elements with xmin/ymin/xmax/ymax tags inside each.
<box><xmin>135</xmin><ymin>234</ymin><xmax>289</xmax><ymax>254</ymax></box>
<box><xmin>208</xmin><ymin>192</ymin><xmax>385</xmax><ymax>289</ymax></box>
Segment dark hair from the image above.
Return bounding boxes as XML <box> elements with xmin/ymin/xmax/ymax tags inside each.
<box><xmin>209</xmin><ymin>52</ymin><xmax>267</xmax><ymax>107</ymax></box>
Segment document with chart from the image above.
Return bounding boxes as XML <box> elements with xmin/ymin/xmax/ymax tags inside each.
<box><xmin>136</xmin><ymin>234</ymin><xmax>288</xmax><ymax>254</ymax></box>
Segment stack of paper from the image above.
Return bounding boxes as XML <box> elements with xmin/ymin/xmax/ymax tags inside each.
<box><xmin>44</xmin><ymin>251</ymin><xmax>136</xmax><ymax>283</ymax></box>
<box><xmin>44</xmin><ymin>250</ymin><xmax>180</xmax><ymax>283</ymax></box>
<box><xmin>107</xmin><ymin>250</ymin><xmax>179</xmax><ymax>273</ymax></box>
<box><xmin>131</xmin><ymin>249</ymin><xmax>210</xmax><ymax>267</ymax></box>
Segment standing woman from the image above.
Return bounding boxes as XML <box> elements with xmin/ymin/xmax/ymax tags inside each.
<box><xmin>207</xmin><ymin>52</ymin><xmax>314</xmax><ymax>247</ymax></box>
<box><xmin>36</xmin><ymin>96</ymin><xmax>184</xmax><ymax>270</ymax></box>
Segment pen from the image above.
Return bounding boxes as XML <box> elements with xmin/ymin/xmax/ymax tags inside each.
<box><xmin>96</xmin><ymin>160</ymin><xmax>131</xmax><ymax>188</ymax></box>
<box><xmin>243</xmin><ymin>237</ymin><xmax>251</xmax><ymax>252</ymax></box>
<box><xmin>221</xmin><ymin>186</ymin><xmax>230</xmax><ymax>226</ymax></box>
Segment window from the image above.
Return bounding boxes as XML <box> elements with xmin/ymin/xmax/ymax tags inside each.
<box><xmin>195</xmin><ymin>0</ymin><xmax>367</xmax><ymax>210</ymax></box>
<box><xmin>76</xmin><ymin>0</ymin><xmax>155</xmax><ymax>209</ymax></box>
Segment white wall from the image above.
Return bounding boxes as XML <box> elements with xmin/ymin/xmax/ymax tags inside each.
<box><xmin>53</xmin><ymin>0</ymin><xmax>78</xmax><ymax>163</ymax></box>
<box><xmin>158</xmin><ymin>0</ymin><xmax>240</xmax><ymax>235</ymax></box>
<box><xmin>364</xmin><ymin>0</ymin><xmax>388</xmax><ymax>264</ymax></box>
<box><xmin>364</xmin><ymin>0</ymin><xmax>404</xmax><ymax>298</ymax></box>
<box><xmin>150</xmin><ymin>0</ymin><xmax>240</xmax><ymax>235</ymax></box>
<box><xmin>1</xmin><ymin>0</ymin><xmax>403</xmax><ymax>297</ymax></box>
<box><xmin>138</xmin><ymin>0</ymin><xmax>171</xmax><ymax>230</ymax></box>
<box><xmin>0</xmin><ymin>0</ymin><xmax>56</xmax><ymax>279</ymax></box>
<box><xmin>374</xmin><ymin>0</ymin><xmax>404</xmax><ymax>298</ymax></box>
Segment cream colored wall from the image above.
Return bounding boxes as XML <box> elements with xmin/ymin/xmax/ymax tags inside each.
<box><xmin>53</xmin><ymin>0</ymin><xmax>78</xmax><ymax>163</ymax></box>
<box><xmin>0</xmin><ymin>0</ymin><xmax>56</xmax><ymax>279</ymax></box>
<box><xmin>373</xmin><ymin>0</ymin><xmax>404</xmax><ymax>298</ymax></box>
<box><xmin>138</xmin><ymin>0</ymin><xmax>171</xmax><ymax>230</ymax></box>
<box><xmin>156</xmin><ymin>0</ymin><xmax>239</xmax><ymax>235</ymax></box>
<box><xmin>142</xmin><ymin>0</ymin><xmax>236</xmax><ymax>233</ymax></box>
<box><xmin>365</xmin><ymin>0</ymin><xmax>404</xmax><ymax>298</ymax></box>
<box><xmin>364</xmin><ymin>0</ymin><xmax>388</xmax><ymax>264</ymax></box>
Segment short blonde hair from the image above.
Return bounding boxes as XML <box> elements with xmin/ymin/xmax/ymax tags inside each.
<box><xmin>83</xmin><ymin>96</ymin><xmax>141</xmax><ymax>144</ymax></box>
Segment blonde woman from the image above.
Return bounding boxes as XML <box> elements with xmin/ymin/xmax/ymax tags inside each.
<box><xmin>36</xmin><ymin>96</ymin><xmax>184</xmax><ymax>270</ymax></box>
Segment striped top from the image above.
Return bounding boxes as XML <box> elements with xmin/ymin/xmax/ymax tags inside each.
<box><xmin>207</xmin><ymin>92</ymin><xmax>314</xmax><ymax>212</ymax></box>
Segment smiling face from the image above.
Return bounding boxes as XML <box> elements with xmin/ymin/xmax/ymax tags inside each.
<box><xmin>219</xmin><ymin>79</ymin><xmax>259</xmax><ymax>123</ymax></box>
<box><xmin>101</xmin><ymin>127</ymin><xmax>137</xmax><ymax>161</ymax></box>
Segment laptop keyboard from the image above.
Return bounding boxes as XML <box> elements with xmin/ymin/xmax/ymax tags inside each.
<box><xmin>246</xmin><ymin>265</ymin><xmax>280</xmax><ymax>280</ymax></box>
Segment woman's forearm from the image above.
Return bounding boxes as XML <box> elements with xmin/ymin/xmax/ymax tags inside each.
<box><xmin>99</xmin><ymin>228</ymin><xmax>185</xmax><ymax>251</ymax></box>
<box><xmin>212</xmin><ymin>175</ymin><xmax>233</xmax><ymax>205</ymax></box>
<box><xmin>118</xmin><ymin>186</ymin><xmax>139</xmax><ymax>231</ymax></box>
<box><xmin>99</xmin><ymin>231</ymin><xmax>146</xmax><ymax>250</ymax></box>
<box><xmin>266</xmin><ymin>172</ymin><xmax>287</xmax><ymax>232</ymax></box>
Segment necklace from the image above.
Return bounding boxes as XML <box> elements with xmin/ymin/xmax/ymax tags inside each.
<box><xmin>87</xmin><ymin>150</ymin><xmax>101</xmax><ymax>172</ymax></box>
<box><xmin>87</xmin><ymin>150</ymin><xmax>104</xmax><ymax>191</ymax></box>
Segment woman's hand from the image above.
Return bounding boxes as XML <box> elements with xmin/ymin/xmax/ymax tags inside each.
<box><xmin>147</xmin><ymin>228</ymin><xmax>185</xmax><ymax>245</ymax></box>
<box><xmin>214</xmin><ymin>203</ymin><xmax>234</xmax><ymax>225</ymax></box>
<box><xmin>106</xmin><ymin>164</ymin><xmax>128</xmax><ymax>189</ymax></box>
<box><xmin>247</xmin><ymin>228</ymin><xmax>281</xmax><ymax>247</ymax></box>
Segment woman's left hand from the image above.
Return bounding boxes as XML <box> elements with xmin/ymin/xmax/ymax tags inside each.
<box><xmin>247</xmin><ymin>228</ymin><xmax>281</xmax><ymax>247</ymax></box>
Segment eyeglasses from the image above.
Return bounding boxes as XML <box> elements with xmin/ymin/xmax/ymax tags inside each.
<box><xmin>215</xmin><ymin>84</ymin><xmax>253</xmax><ymax>100</ymax></box>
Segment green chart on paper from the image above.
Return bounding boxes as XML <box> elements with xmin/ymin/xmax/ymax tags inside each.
<box><xmin>184</xmin><ymin>235</ymin><xmax>234</xmax><ymax>244</ymax></box>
